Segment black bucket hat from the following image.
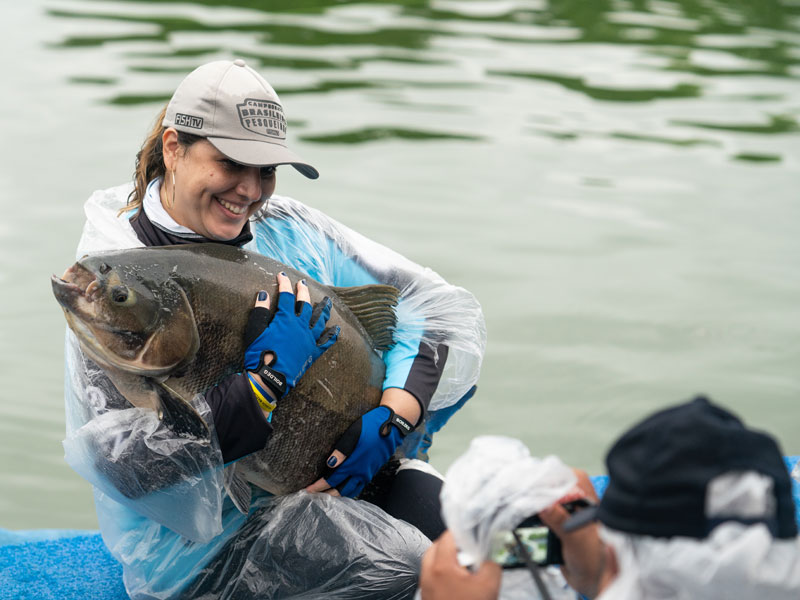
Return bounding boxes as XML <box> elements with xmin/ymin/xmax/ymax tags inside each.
<box><xmin>564</xmin><ymin>396</ymin><xmax>797</xmax><ymax>539</ymax></box>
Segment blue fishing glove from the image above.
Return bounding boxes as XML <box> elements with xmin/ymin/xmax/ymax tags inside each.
<box><xmin>243</xmin><ymin>291</ymin><xmax>339</xmax><ymax>398</ymax></box>
<box><xmin>322</xmin><ymin>406</ymin><xmax>414</xmax><ymax>498</ymax></box>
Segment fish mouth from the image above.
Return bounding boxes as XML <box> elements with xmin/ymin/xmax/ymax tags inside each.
<box><xmin>51</xmin><ymin>262</ymin><xmax>103</xmax><ymax>316</ymax></box>
<box><xmin>52</xmin><ymin>263</ymin><xmax>114</xmax><ymax>368</ymax></box>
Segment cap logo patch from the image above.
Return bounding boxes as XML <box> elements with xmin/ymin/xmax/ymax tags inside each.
<box><xmin>175</xmin><ymin>113</ymin><xmax>204</xmax><ymax>129</ymax></box>
<box><xmin>237</xmin><ymin>98</ymin><xmax>286</xmax><ymax>139</ymax></box>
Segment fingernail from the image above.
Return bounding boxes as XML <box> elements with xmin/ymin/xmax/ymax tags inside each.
<box><xmin>301</xmin><ymin>279</ymin><xmax>307</xmax><ymax>285</ymax></box>
<box><xmin>327</xmin><ymin>456</ymin><xmax>338</xmax><ymax>467</ymax></box>
<box><xmin>280</xmin><ymin>271</ymin><xmax>286</xmax><ymax>277</ymax></box>
<box><xmin>257</xmin><ymin>291</ymin><xmax>267</xmax><ymax>301</ymax></box>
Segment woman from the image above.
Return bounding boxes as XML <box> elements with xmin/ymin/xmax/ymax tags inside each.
<box><xmin>64</xmin><ymin>59</ymin><xmax>485</xmax><ymax>598</ymax></box>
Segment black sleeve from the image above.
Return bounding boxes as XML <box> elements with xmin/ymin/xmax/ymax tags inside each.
<box><xmin>205</xmin><ymin>374</ymin><xmax>273</xmax><ymax>464</ymax></box>
<box><xmin>402</xmin><ymin>341</ymin><xmax>449</xmax><ymax>414</ymax></box>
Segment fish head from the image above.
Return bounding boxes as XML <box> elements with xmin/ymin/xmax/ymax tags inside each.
<box><xmin>52</xmin><ymin>253</ymin><xmax>200</xmax><ymax>378</ymax></box>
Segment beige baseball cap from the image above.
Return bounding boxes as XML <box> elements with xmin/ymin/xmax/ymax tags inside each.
<box><xmin>163</xmin><ymin>59</ymin><xmax>319</xmax><ymax>179</ymax></box>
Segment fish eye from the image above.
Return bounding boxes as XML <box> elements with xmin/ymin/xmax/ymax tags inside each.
<box><xmin>110</xmin><ymin>285</ymin><xmax>134</xmax><ymax>305</ymax></box>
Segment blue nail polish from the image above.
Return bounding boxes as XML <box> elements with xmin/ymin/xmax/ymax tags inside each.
<box><xmin>280</xmin><ymin>271</ymin><xmax>286</xmax><ymax>276</ymax></box>
<box><xmin>301</xmin><ymin>279</ymin><xmax>307</xmax><ymax>285</ymax></box>
<box><xmin>257</xmin><ymin>291</ymin><xmax>267</xmax><ymax>301</ymax></box>
<box><xmin>327</xmin><ymin>456</ymin><xmax>338</xmax><ymax>467</ymax></box>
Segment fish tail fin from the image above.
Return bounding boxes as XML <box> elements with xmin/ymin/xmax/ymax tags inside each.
<box><xmin>331</xmin><ymin>284</ymin><xmax>399</xmax><ymax>351</ymax></box>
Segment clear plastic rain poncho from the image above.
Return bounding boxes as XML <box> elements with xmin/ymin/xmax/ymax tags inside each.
<box><xmin>438</xmin><ymin>436</ymin><xmax>580</xmax><ymax>600</ymax></box>
<box><xmin>62</xmin><ymin>183</ymin><xmax>486</xmax><ymax>598</ymax></box>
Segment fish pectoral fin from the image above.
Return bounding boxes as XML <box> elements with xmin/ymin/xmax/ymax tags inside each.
<box><xmin>103</xmin><ymin>371</ymin><xmax>209</xmax><ymax>439</ymax></box>
<box><xmin>104</xmin><ymin>369</ymin><xmax>162</xmax><ymax>412</ymax></box>
<box><xmin>223</xmin><ymin>464</ymin><xmax>252</xmax><ymax>514</ymax></box>
<box><xmin>156</xmin><ymin>383</ymin><xmax>210</xmax><ymax>439</ymax></box>
<box><xmin>331</xmin><ymin>284</ymin><xmax>399</xmax><ymax>351</ymax></box>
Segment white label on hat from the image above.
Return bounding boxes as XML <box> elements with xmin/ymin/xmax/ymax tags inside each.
<box><xmin>237</xmin><ymin>99</ymin><xmax>286</xmax><ymax>140</ymax></box>
<box><xmin>175</xmin><ymin>113</ymin><xmax>204</xmax><ymax>129</ymax></box>
<box><xmin>706</xmin><ymin>471</ymin><xmax>776</xmax><ymax>519</ymax></box>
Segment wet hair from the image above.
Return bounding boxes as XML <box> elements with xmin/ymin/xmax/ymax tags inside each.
<box><xmin>122</xmin><ymin>105</ymin><xmax>203</xmax><ymax>215</ymax></box>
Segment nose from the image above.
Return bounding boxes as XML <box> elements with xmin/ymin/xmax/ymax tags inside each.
<box><xmin>236</xmin><ymin>166</ymin><xmax>263</xmax><ymax>203</ymax></box>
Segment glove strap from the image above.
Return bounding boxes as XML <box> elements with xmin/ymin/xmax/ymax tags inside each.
<box><xmin>256</xmin><ymin>364</ymin><xmax>288</xmax><ymax>398</ymax></box>
<box><xmin>379</xmin><ymin>409</ymin><xmax>414</xmax><ymax>437</ymax></box>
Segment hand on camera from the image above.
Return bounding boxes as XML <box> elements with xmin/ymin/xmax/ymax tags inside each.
<box><xmin>420</xmin><ymin>531</ymin><xmax>502</xmax><ymax>600</ymax></box>
<box><xmin>539</xmin><ymin>469</ymin><xmax>611</xmax><ymax>600</ymax></box>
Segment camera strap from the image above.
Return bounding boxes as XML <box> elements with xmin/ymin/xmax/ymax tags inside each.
<box><xmin>512</xmin><ymin>530</ymin><xmax>553</xmax><ymax>600</ymax></box>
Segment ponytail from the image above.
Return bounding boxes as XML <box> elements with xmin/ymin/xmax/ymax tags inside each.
<box><xmin>122</xmin><ymin>105</ymin><xmax>202</xmax><ymax>216</ymax></box>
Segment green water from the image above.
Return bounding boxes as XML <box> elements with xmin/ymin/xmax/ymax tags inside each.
<box><xmin>1</xmin><ymin>0</ymin><xmax>799</xmax><ymax>529</ymax></box>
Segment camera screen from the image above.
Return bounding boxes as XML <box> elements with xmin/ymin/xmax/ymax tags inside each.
<box><xmin>489</xmin><ymin>526</ymin><xmax>549</xmax><ymax>567</ymax></box>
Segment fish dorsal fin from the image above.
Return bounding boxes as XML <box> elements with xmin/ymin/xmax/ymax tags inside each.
<box><xmin>331</xmin><ymin>284</ymin><xmax>399</xmax><ymax>351</ymax></box>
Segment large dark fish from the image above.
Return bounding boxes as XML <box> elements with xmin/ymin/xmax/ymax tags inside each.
<box><xmin>52</xmin><ymin>243</ymin><xmax>398</xmax><ymax>509</ymax></box>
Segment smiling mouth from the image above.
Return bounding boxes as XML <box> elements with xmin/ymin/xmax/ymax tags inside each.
<box><xmin>215</xmin><ymin>196</ymin><xmax>248</xmax><ymax>216</ymax></box>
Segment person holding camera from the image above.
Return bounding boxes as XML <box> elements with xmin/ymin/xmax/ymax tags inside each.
<box><xmin>421</xmin><ymin>396</ymin><xmax>800</xmax><ymax>599</ymax></box>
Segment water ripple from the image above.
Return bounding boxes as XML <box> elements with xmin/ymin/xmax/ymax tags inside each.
<box><xmin>43</xmin><ymin>0</ymin><xmax>800</xmax><ymax>159</ymax></box>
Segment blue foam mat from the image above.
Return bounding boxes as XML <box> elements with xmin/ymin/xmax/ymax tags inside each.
<box><xmin>2</xmin><ymin>456</ymin><xmax>798</xmax><ymax>600</ymax></box>
<box><xmin>0</xmin><ymin>532</ymin><xmax>126</xmax><ymax>600</ymax></box>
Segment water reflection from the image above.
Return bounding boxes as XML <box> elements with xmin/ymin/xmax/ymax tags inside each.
<box><xmin>672</xmin><ymin>113</ymin><xmax>800</xmax><ymax>134</ymax></box>
<box><xmin>48</xmin><ymin>0</ymin><xmax>800</xmax><ymax>58</ymax></box>
<box><xmin>6</xmin><ymin>0</ymin><xmax>797</xmax><ymax>529</ymax></box>
<box><xmin>490</xmin><ymin>70</ymin><xmax>703</xmax><ymax>102</ymax></box>
<box><xmin>301</xmin><ymin>126</ymin><xmax>482</xmax><ymax>144</ymax></box>
<box><xmin>45</xmin><ymin>0</ymin><xmax>800</xmax><ymax>161</ymax></box>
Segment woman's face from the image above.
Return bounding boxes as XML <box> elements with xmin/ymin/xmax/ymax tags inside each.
<box><xmin>163</xmin><ymin>130</ymin><xmax>276</xmax><ymax>241</ymax></box>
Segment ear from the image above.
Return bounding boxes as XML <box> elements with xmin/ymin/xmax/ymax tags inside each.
<box><xmin>162</xmin><ymin>127</ymin><xmax>180</xmax><ymax>172</ymax></box>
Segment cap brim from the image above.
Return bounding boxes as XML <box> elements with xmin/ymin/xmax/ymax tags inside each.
<box><xmin>562</xmin><ymin>506</ymin><xmax>600</xmax><ymax>533</ymax></box>
<box><xmin>207</xmin><ymin>137</ymin><xmax>319</xmax><ymax>180</ymax></box>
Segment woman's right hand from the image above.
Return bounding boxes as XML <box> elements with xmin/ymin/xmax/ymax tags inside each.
<box><xmin>243</xmin><ymin>272</ymin><xmax>339</xmax><ymax>400</ymax></box>
<box><xmin>538</xmin><ymin>469</ymin><xmax>609</xmax><ymax>600</ymax></box>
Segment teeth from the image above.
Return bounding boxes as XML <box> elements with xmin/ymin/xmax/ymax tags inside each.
<box><xmin>85</xmin><ymin>280</ymin><xmax>100</xmax><ymax>302</ymax></box>
<box><xmin>217</xmin><ymin>198</ymin><xmax>246</xmax><ymax>215</ymax></box>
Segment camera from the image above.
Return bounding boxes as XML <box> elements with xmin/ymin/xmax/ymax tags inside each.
<box><xmin>489</xmin><ymin>499</ymin><xmax>590</xmax><ymax>568</ymax></box>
